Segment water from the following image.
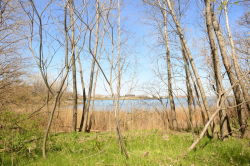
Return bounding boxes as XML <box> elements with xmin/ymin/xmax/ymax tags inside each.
<box><xmin>75</xmin><ymin>97</ymin><xmax>217</xmax><ymax>112</ymax></box>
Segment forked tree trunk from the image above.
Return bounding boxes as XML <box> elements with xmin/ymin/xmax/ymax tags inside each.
<box><xmin>211</xmin><ymin>7</ymin><xmax>246</xmax><ymax>137</ymax></box>
<box><xmin>83</xmin><ymin>59</ymin><xmax>95</xmax><ymax>132</ymax></box>
<box><xmin>82</xmin><ymin>0</ymin><xmax>100</xmax><ymax>132</ymax></box>
<box><xmin>87</xmin><ymin>65</ymin><xmax>99</xmax><ymax>131</ymax></box>
<box><xmin>87</xmin><ymin>24</ymin><xmax>106</xmax><ymax>131</ymax></box>
<box><xmin>204</xmin><ymin>0</ymin><xmax>231</xmax><ymax>138</ymax></box>
<box><xmin>78</xmin><ymin>55</ymin><xmax>87</xmax><ymax>132</ymax></box>
<box><xmin>42</xmin><ymin>1</ymin><xmax>70</xmax><ymax>157</ymax></box>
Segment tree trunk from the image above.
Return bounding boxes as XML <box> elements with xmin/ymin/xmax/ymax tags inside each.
<box><xmin>87</xmin><ymin>65</ymin><xmax>99</xmax><ymax>131</ymax></box>
<box><xmin>165</xmin><ymin>0</ymin><xmax>210</xmax><ymax>123</ymax></box>
<box><xmin>161</xmin><ymin>5</ymin><xmax>177</xmax><ymax>130</ymax></box>
<box><xmin>189</xmin><ymin>92</ymin><xmax>224</xmax><ymax>152</ymax></box>
<box><xmin>42</xmin><ymin>2</ymin><xmax>70</xmax><ymax>156</ymax></box>
<box><xmin>204</xmin><ymin>0</ymin><xmax>231</xmax><ymax>138</ymax></box>
<box><xmin>183</xmin><ymin>49</ymin><xmax>194</xmax><ymax>129</ymax></box>
<box><xmin>83</xmin><ymin>59</ymin><xmax>95</xmax><ymax>132</ymax></box>
<box><xmin>78</xmin><ymin>55</ymin><xmax>87</xmax><ymax>132</ymax></box>
<box><xmin>82</xmin><ymin>0</ymin><xmax>100</xmax><ymax>132</ymax></box>
<box><xmin>211</xmin><ymin>7</ymin><xmax>246</xmax><ymax>137</ymax></box>
<box><xmin>223</xmin><ymin>0</ymin><xmax>250</xmax><ymax>111</ymax></box>
<box><xmin>183</xmin><ymin>51</ymin><xmax>206</xmax><ymax>129</ymax></box>
<box><xmin>69</xmin><ymin>0</ymin><xmax>78</xmax><ymax>132</ymax></box>
<box><xmin>86</xmin><ymin>25</ymin><xmax>106</xmax><ymax>131</ymax></box>
<box><xmin>114</xmin><ymin>0</ymin><xmax>129</xmax><ymax>159</ymax></box>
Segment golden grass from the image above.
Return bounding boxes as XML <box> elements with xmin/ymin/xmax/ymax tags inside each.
<box><xmin>17</xmin><ymin>102</ymin><xmax>236</xmax><ymax>134</ymax></box>
<box><xmin>46</xmin><ymin>107</ymin><xmax>208</xmax><ymax>132</ymax></box>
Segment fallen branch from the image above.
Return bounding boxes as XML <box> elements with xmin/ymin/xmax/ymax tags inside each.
<box><xmin>188</xmin><ymin>93</ymin><xmax>223</xmax><ymax>151</ymax></box>
<box><xmin>188</xmin><ymin>91</ymin><xmax>248</xmax><ymax>152</ymax></box>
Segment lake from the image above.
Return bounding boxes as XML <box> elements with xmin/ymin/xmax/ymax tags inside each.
<box><xmin>73</xmin><ymin>97</ymin><xmax>218</xmax><ymax>112</ymax></box>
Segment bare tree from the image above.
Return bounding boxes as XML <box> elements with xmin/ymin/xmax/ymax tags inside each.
<box><xmin>188</xmin><ymin>77</ymin><xmax>247</xmax><ymax>151</ymax></box>
<box><xmin>210</xmin><ymin>4</ymin><xmax>247</xmax><ymax>137</ymax></box>
<box><xmin>20</xmin><ymin>0</ymin><xmax>73</xmax><ymax>157</ymax></box>
<box><xmin>221</xmin><ymin>0</ymin><xmax>250</xmax><ymax>111</ymax></box>
<box><xmin>0</xmin><ymin>0</ymin><xmax>27</xmax><ymax>108</ymax></box>
<box><xmin>164</xmin><ymin>0</ymin><xmax>211</xmax><ymax>126</ymax></box>
<box><xmin>68</xmin><ymin>0</ymin><xmax>78</xmax><ymax>132</ymax></box>
<box><xmin>143</xmin><ymin>0</ymin><xmax>178</xmax><ymax>130</ymax></box>
<box><xmin>82</xmin><ymin>0</ymin><xmax>101</xmax><ymax>132</ymax></box>
<box><xmin>78</xmin><ymin>54</ymin><xmax>87</xmax><ymax>132</ymax></box>
<box><xmin>183</xmin><ymin>49</ymin><xmax>195</xmax><ymax>130</ymax></box>
<box><xmin>204</xmin><ymin>0</ymin><xmax>231</xmax><ymax>138</ymax></box>
<box><xmin>114</xmin><ymin>0</ymin><xmax>129</xmax><ymax>158</ymax></box>
<box><xmin>160</xmin><ymin>1</ymin><xmax>177</xmax><ymax>130</ymax></box>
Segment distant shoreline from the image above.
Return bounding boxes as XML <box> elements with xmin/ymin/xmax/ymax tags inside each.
<box><xmin>65</xmin><ymin>95</ymin><xmax>225</xmax><ymax>103</ymax></box>
<box><xmin>66</xmin><ymin>95</ymin><xmax>189</xmax><ymax>102</ymax></box>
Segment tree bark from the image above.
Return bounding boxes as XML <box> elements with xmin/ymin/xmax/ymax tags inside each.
<box><xmin>188</xmin><ymin>92</ymin><xmax>224</xmax><ymax>152</ymax></box>
<box><xmin>211</xmin><ymin>7</ymin><xmax>246</xmax><ymax>137</ymax></box>
<box><xmin>114</xmin><ymin>0</ymin><xmax>129</xmax><ymax>158</ymax></box>
<box><xmin>82</xmin><ymin>0</ymin><xmax>100</xmax><ymax>132</ymax></box>
<box><xmin>69</xmin><ymin>0</ymin><xmax>78</xmax><ymax>132</ymax></box>
<box><xmin>204</xmin><ymin>0</ymin><xmax>231</xmax><ymax>138</ymax></box>
<box><xmin>183</xmin><ymin>48</ymin><xmax>194</xmax><ymax>129</ymax></box>
<box><xmin>78</xmin><ymin>55</ymin><xmax>87</xmax><ymax>132</ymax></box>
<box><xmin>161</xmin><ymin>4</ymin><xmax>177</xmax><ymax>130</ymax></box>
<box><xmin>222</xmin><ymin>0</ymin><xmax>250</xmax><ymax>112</ymax></box>
<box><xmin>42</xmin><ymin>1</ymin><xmax>70</xmax><ymax>156</ymax></box>
<box><xmin>165</xmin><ymin>0</ymin><xmax>210</xmax><ymax>123</ymax></box>
<box><xmin>87</xmin><ymin>64</ymin><xmax>99</xmax><ymax>131</ymax></box>
<box><xmin>83</xmin><ymin>59</ymin><xmax>95</xmax><ymax>132</ymax></box>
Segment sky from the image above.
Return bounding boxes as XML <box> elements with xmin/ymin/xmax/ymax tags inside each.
<box><xmin>112</xmin><ymin>0</ymin><xmax>248</xmax><ymax>96</ymax></box>
<box><xmin>27</xmin><ymin>0</ymin><xmax>249</xmax><ymax>96</ymax></box>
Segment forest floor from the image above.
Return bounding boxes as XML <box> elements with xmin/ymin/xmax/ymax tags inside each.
<box><xmin>2</xmin><ymin>130</ymin><xmax>250</xmax><ymax>166</ymax></box>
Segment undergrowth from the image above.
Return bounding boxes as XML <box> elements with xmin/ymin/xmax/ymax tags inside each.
<box><xmin>1</xmin><ymin>129</ymin><xmax>249</xmax><ymax>165</ymax></box>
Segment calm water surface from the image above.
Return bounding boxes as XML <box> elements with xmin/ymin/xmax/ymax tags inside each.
<box><xmin>74</xmin><ymin>97</ymin><xmax>217</xmax><ymax>112</ymax></box>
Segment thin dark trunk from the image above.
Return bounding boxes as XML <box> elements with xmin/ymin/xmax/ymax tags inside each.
<box><xmin>87</xmin><ymin>67</ymin><xmax>99</xmax><ymax>132</ymax></box>
<box><xmin>69</xmin><ymin>0</ymin><xmax>77</xmax><ymax>132</ymax></box>
<box><xmin>183</xmin><ymin>48</ymin><xmax>206</xmax><ymax>128</ymax></box>
<box><xmin>78</xmin><ymin>56</ymin><xmax>87</xmax><ymax>132</ymax></box>
<box><xmin>83</xmin><ymin>59</ymin><xmax>95</xmax><ymax>132</ymax></box>
<box><xmin>83</xmin><ymin>0</ymin><xmax>100</xmax><ymax>132</ymax></box>
<box><xmin>183</xmin><ymin>49</ymin><xmax>194</xmax><ymax>130</ymax></box>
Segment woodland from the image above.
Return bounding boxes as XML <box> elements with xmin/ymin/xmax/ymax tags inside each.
<box><xmin>0</xmin><ymin>0</ymin><xmax>249</xmax><ymax>165</ymax></box>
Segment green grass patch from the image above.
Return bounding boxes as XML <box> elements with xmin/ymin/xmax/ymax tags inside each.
<box><xmin>1</xmin><ymin>130</ymin><xmax>250</xmax><ymax>166</ymax></box>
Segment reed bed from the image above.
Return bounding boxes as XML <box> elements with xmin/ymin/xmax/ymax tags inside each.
<box><xmin>46</xmin><ymin>107</ymin><xmax>209</xmax><ymax>132</ymax></box>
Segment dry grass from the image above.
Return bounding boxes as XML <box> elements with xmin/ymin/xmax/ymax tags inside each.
<box><xmin>47</xmin><ymin>107</ymin><xmax>208</xmax><ymax>132</ymax></box>
<box><xmin>16</xmin><ymin>102</ymin><xmax>239</xmax><ymax>134</ymax></box>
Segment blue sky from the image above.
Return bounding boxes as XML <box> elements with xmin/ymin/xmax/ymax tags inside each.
<box><xmin>27</xmin><ymin>0</ymin><xmax>249</xmax><ymax>96</ymax></box>
<box><xmin>114</xmin><ymin>0</ymin><xmax>248</xmax><ymax>96</ymax></box>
